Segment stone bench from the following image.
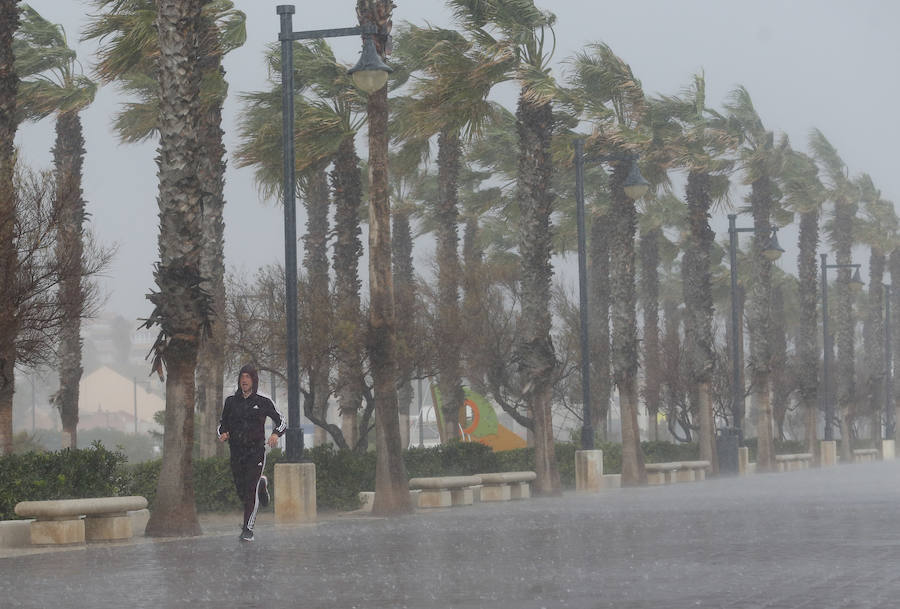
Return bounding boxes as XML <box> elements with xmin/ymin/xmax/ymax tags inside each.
<box><xmin>408</xmin><ymin>476</ymin><xmax>482</xmax><ymax>508</ymax></box>
<box><xmin>477</xmin><ymin>471</ymin><xmax>537</xmax><ymax>501</ymax></box>
<box><xmin>852</xmin><ymin>448</ymin><xmax>879</xmax><ymax>464</ymax></box>
<box><xmin>775</xmin><ymin>453</ymin><xmax>814</xmax><ymax>472</ymax></box>
<box><xmin>645</xmin><ymin>461</ymin><xmax>711</xmax><ymax>485</ymax></box>
<box><xmin>15</xmin><ymin>496</ymin><xmax>148</xmax><ymax>545</ymax></box>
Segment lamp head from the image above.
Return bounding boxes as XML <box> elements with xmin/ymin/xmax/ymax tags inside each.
<box><xmin>623</xmin><ymin>157</ymin><xmax>650</xmax><ymax>200</ymax></box>
<box><xmin>850</xmin><ymin>267</ymin><xmax>864</xmax><ymax>291</ymax></box>
<box><xmin>763</xmin><ymin>229</ymin><xmax>785</xmax><ymax>261</ymax></box>
<box><xmin>348</xmin><ymin>35</ymin><xmax>392</xmax><ymax>93</ymax></box>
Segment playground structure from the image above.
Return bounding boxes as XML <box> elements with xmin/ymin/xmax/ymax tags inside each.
<box><xmin>431</xmin><ymin>386</ymin><xmax>526</xmax><ymax>451</ymax></box>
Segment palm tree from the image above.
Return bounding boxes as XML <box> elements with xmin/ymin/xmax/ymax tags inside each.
<box><xmin>810</xmin><ymin>128</ymin><xmax>859</xmax><ymax>462</ymax></box>
<box><xmin>391</xmin><ymin>22</ymin><xmax>500</xmax><ymax>442</ymax></box>
<box><xmin>780</xmin><ymin>148</ymin><xmax>826</xmax><ymax>455</ymax></box>
<box><xmin>142</xmin><ymin>0</ymin><xmax>207</xmax><ymax>537</ymax></box>
<box><xmin>236</xmin><ymin>41</ymin><xmax>369</xmax><ymax>451</ymax></box>
<box><xmin>652</xmin><ymin>74</ymin><xmax>733</xmax><ymax>474</ymax></box>
<box><xmin>357</xmin><ymin>0</ymin><xmax>412</xmax><ymax>516</ymax></box>
<box><xmin>638</xmin><ymin>194</ymin><xmax>684</xmax><ymax>441</ymax></box>
<box><xmin>0</xmin><ymin>0</ymin><xmax>18</xmax><ymax>455</ymax></box>
<box><xmin>725</xmin><ymin>86</ymin><xmax>789</xmax><ymax>472</ymax></box>
<box><xmin>566</xmin><ymin>42</ymin><xmax>651</xmax><ymax>485</ymax></box>
<box><xmin>15</xmin><ymin>4</ymin><xmax>97</xmax><ymax>450</ymax></box>
<box><xmin>450</xmin><ymin>0</ymin><xmax>561</xmax><ymax>495</ymax></box>
<box><xmin>856</xmin><ymin>176</ymin><xmax>897</xmax><ymax>443</ymax></box>
<box><xmin>83</xmin><ymin>0</ymin><xmax>246</xmax><ymax>458</ymax></box>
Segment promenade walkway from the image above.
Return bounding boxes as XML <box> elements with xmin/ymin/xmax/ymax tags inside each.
<box><xmin>3</xmin><ymin>458</ymin><xmax>900</xmax><ymax>608</ymax></box>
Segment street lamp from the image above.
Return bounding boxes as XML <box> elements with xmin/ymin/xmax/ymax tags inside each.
<box><xmin>727</xmin><ymin>214</ymin><xmax>784</xmax><ymax>437</ymax></box>
<box><xmin>574</xmin><ymin>140</ymin><xmax>649</xmax><ymax>450</ymax></box>
<box><xmin>277</xmin><ymin>5</ymin><xmax>392</xmax><ymax>462</ymax></box>
<box><xmin>820</xmin><ymin>253</ymin><xmax>863</xmax><ymax>441</ymax></box>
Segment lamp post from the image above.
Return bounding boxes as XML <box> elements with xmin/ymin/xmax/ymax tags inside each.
<box><xmin>727</xmin><ymin>214</ymin><xmax>784</xmax><ymax>438</ymax></box>
<box><xmin>819</xmin><ymin>253</ymin><xmax>863</xmax><ymax>441</ymax></box>
<box><xmin>277</xmin><ymin>5</ymin><xmax>392</xmax><ymax>462</ymax></box>
<box><xmin>574</xmin><ymin>140</ymin><xmax>649</xmax><ymax>450</ymax></box>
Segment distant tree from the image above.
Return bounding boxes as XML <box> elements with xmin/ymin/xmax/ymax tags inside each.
<box><xmin>15</xmin><ymin>4</ymin><xmax>98</xmax><ymax>450</ymax></box>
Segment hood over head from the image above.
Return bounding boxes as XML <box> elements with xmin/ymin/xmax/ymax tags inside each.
<box><xmin>238</xmin><ymin>364</ymin><xmax>259</xmax><ymax>394</ymax></box>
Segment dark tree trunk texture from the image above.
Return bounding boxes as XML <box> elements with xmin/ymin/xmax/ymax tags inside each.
<box><xmin>0</xmin><ymin>0</ymin><xmax>19</xmax><ymax>455</ymax></box>
<box><xmin>609</xmin><ymin>162</ymin><xmax>645</xmax><ymax>486</ymax></box>
<box><xmin>392</xmin><ymin>208</ymin><xmax>416</xmax><ymax>449</ymax></box>
<box><xmin>53</xmin><ymin>111</ymin><xmax>86</xmax><ymax>450</ymax></box>
<box><xmin>589</xmin><ymin>212</ymin><xmax>611</xmax><ymax>441</ymax></box>
<box><xmin>639</xmin><ymin>229</ymin><xmax>661</xmax><ymax>442</ymax></box>
<box><xmin>515</xmin><ymin>93</ymin><xmax>560</xmax><ymax>496</ymax></box>
<box><xmin>833</xmin><ymin>196</ymin><xmax>856</xmax><ymax>462</ymax></box>
<box><xmin>796</xmin><ymin>209</ymin><xmax>819</xmax><ymax>455</ymax></box>
<box><xmin>144</xmin><ymin>0</ymin><xmax>205</xmax><ymax>537</ymax></box>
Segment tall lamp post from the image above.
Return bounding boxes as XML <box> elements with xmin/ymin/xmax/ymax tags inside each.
<box><xmin>727</xmin><ymin>214</ymin><xmax>784</xmax><ymax>438</ymax></box>
<box><xmin>574</xmin><ymin>140</ymin><xmax>649</xmax><ymax>450</ymax></box>
<box><xmin>819</xmin><ymin>253</ymin><xmax>863</xmax><ymax>441</ymax></box>
<box><xmin>277</xmin><ymin>5</ymin><xmax>391</xmax><ymax>461</ymax></box>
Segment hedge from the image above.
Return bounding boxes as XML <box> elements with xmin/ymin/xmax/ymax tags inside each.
<box><xmin>3</xmin><ymin>439</ymin><xmax>725</xmax><ymax>519</ymax></box>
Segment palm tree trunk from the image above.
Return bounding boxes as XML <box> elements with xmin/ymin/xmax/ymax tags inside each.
<box><xmin>865</xmin><ymin>251</ymin><xmax>885</xmax><ymax>443</ymax></box>
<box><xmin>360</xmin><ymin>1</ymin><xmax>411</xmax><ymax>513</ymax></box>
<box><xmin>304</xmin><ymin>167</ymin><xmax>332</xmax><ymax>445</ymax></box>
<box><xmin>53</xmin><ymin>110</ymin><xmax>86</xmax><ymax>450</ymax></box>
<box><xmin>144</xmin><ymin>0</ymin><xmax>204</xmax><ymax>537</ymax></box>
<box><xmin>610</xmin><ymin>162</ymin><xmax>645</xmax><ymax>486</ymax></box>
<box><xmin>770</xmin><ymin>285</ymin><xmax>789</xmax><ymax>440</ymax></box>
<box><xmin>639</xmin><ymin>229</ymin><xmax>661</xmax><ymax>442</ymax></box>
<box><xmin>195</xmin><ymin>86</ymin><xmax>227</xmax><ymax>459</ymax></box>
<box><xmin>834</xmin><ymin>197</ymin><xmax>856</xmax><ymax>462</ymax></box>
<box><xmin>393</xmin><ymin>208</ymin><xmax>416</xmax><ymax>449</ymax></box>
<box><xmin>749</xmin><ymin>176</ymin><xmax>775</xmax><ymax>472</ymax></box>
<box><xmin>332</xmin><ymin>136</ymin><xmax>364</xmax><ymax>450</ymax></box>
<box><xmin>436</xmin><ymin>128</ymin><xmax>465</xmax><ymax>441</ymax></box>
<box><xmin>589</xmin><ymin>212</ymin><xmax>611</xmax><ymax>441</ymax></box>
<box><xmin>0</xmin><ymin>0</ymin><xmax>19</xmax><ymax>455</ymax></box>
<box><xmin>797</xmin><ymin>209</ymin><xmax>819</xmax><ymax>455</ymax></box>
<box><xmin>515</xmin><ymin>93</ymin><xmax>560</xmax><ymax>496</ymax></box>
<box><xmin>683</xmin><ymin>171</ymin><xmax>717</xmax><ymax>472</ymax></box>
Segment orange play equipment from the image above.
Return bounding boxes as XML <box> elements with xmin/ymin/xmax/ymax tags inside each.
<box><xmin>431</xmin><ymin>386</ymin><xmax>526</xmax><ymax>451</ymax></box>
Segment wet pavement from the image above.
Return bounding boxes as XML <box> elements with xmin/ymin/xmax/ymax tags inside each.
<box><xmin>3</xmin><ymin>459</ymin><xmax>900</xmax><ymax>608</ymax></box>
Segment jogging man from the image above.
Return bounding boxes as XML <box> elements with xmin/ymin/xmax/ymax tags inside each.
<box><xmin>217</xmin><ymin>364</ymin><xmax>286</xmax><ymax>541</ymax></box>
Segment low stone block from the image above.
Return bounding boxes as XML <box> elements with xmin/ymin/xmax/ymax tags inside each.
<box><xmin>85</xmin><ymin>514</ymin><xmax>132</xmax><ymax>541</ymax></box>
<box><xmin>602</xmin><ymin>474</ymin><xmax>621</xmax><ymax>489</ymax></box>
<box><xmin>450</xmin><ymin>488</ymin><xmax>474</xmax><ymax>506</ymax></box>
<box><xmin>481</xmin><ymin>484</ymin><xmax>511</xmax><ymax>502</ymax></box>
<box><xmin>820</xmin><ymin>441</ymin><xmax>837</xmax><ymax>467</ymax></box>
<box><xmin>274</xmin><ymin>462</ymin><xmax>317</xmax><ymax>524</ymax></box>
<box><xmin>129</xmin><ymin>509</ymin><xmax>149</xmax><ymax>536</ymax></box>
<box><xmin>418</xmin><ymin>489</ymin><xmax>451</xmax><ymax>508</ymax></box>
<box><xmin>646</xmin><ymin>472</ymin><xmax>667</xmax><ymax>486</ymax></box>
<box><xmin>0</xmin><ymin>519</ymin><xmax>33</xmax><ymax>548</ymax></box>
<box><xmin>882</xmin><ymin>440</ymin><xmax>895</xmax><ymax>460</ymax></box>
<box><xmin>675</xmin><ymin>469</ymin><xmax>696</xmax><ymax>483</ymax></box>
<box><xmin>738</xmin><ymin>447</ymin><xmax>750</xmax><ymax>475</ymax></box>
<box><xmin>31</xmin><ymin>519</ymin><xmax>84</xmax><ymax>545</ymax></box>
<box><xmin>509</xmin><ymin>482</ymin><xmax>530</xmax><ymax>500</ymax></box>
<box><xmin>575</xmin><ymin>450</ymin><xmax>604</xmax><ymax>492</ymax></box>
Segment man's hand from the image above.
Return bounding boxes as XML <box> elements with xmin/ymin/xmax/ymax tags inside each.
<box><xmin>218</xmin><ymin>432</ymin><xmax>229</xmax><ymax>442</ymax></box>
<box><xmin>267</xmin><ymin>433</ymin><xmax>279</xmax><ymax>448</ymax></box>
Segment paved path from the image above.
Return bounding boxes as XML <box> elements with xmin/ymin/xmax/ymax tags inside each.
<box><xmin>3</xmin><ymin>459</ymin><xmax>900</xmax><ymax>608</ymax></box>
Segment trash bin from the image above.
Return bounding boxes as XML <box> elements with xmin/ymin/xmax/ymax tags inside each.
<box><xmin>716</xmin><ymin>428</ymin><xmax>740</xmax><ymax>475</ymax></box>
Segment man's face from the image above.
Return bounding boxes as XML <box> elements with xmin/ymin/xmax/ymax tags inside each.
<box><xmin>240</xmin><ymin>372</ymin><xmax>253</xmax><ymax>394</ymax></box>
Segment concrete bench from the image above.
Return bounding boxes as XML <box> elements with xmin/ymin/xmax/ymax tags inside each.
<box><xmin>775</xmin><ymin>453</ymin><xmax>814</xmax><ymax>472</ymax></box>
<box><xmin>477</xmin><ymin>471</ymin><xmax>537</xmax><ymax>501</ymax></box>
<box><xmin>852</xmin><ymin>448</ymin><xmax>879</xmax><ymax>464</ymax></box>
<box><xmin>645</xmin><ymin>461</ymin><xmax>711</xmax><ymax>485</ymax></box>
<box><xmin>14</xmin><ymin>496</ymin><xmax>148</xmax><ymax>545</ymax></box>
<box><xmin>408</xmin><ymin>476</ymin><xmax>482</xmax><ymax>508</ymax></box>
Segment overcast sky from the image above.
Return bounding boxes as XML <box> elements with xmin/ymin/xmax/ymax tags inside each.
<box><xmin>15</xmin><ymin>0</ymin><xmax>900</xmax><ymax>323</ymax></box>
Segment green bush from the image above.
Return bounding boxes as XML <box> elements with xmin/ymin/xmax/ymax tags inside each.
<box><xmin>741</xmin><ymin>438</ymin><xmax>807</xmax><ymax>461</ymax></box>
<box><xmin>0</xmin><ymin>442</ymin><xmax>130</xmax><ymax>520</ymax></box>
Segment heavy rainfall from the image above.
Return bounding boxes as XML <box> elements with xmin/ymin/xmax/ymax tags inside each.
<box><xmin>2</xmin><ymin>1</ymin><xmax>900</xmax><ymax>608</ymax></box>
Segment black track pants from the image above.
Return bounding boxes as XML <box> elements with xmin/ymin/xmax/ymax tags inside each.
<box><xmin>230</xmin><ymin>444</ymin><xmax>266</xmax><ymax>531</ymax></box>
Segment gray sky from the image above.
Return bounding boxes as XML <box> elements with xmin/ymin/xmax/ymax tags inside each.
<box><xmin>15</xmin><ymin>0</ymin><xmax>900</xmax><ymax>322</ymax></box>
